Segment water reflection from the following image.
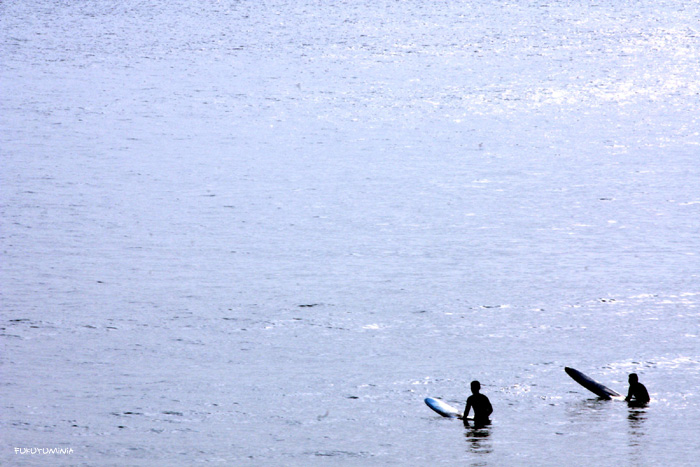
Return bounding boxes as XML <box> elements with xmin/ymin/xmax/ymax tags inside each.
<box><xmin>627</xmin><ymin>406</ymin><xmax>647</xmax><ymax>443</ymax></box>
<box><xmin>464</xmin><ymin>424</ymin><xmax>492</xmax><ymax>457</ymax></box>
<box><xmin>627</xmin><ymin>405</ymin><xmax>647</xmax><ymax>465</ymax></box>
<box><xmin>566</xmin><ymin>398</ymin><xmax>614</xmax><ymax>422</ymax></box>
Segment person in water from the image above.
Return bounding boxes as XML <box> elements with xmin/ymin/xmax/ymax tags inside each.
<box><xmin>462</xmin><ymin>380</ymin><xmax>493</xmax><ymax>427</ymax></box>
<box><xmin>625</xmin><ymin>373</ymin><xmax>650</xmax><ymax>406</ymax></box>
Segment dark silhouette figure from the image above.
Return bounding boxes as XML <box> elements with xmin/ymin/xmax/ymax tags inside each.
<box><xmin>625</xmin><ymin>373</ymin><xmax>650</xmax><ymax>406</ymax></box>
<box><xmin>462</xmin><ymin>381</ymin><xmax>493</xmax><ymax>427</ymax></box>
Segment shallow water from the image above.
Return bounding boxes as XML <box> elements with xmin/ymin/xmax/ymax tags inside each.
<box><xmin>2</xmin><ymin>1</ymin><xmax>699</xmax><ymax>465</ymax></box>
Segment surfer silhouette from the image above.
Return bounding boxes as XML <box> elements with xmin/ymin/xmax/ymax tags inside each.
<box><xmin>625</xmin><ymin>373</ymin><xmax>650</xmax><ymax>406</ymax></box>
<box><xmin>462</xmin><ymin>381</ymin><xmax>492</xmax><ymax>427</ymax></box>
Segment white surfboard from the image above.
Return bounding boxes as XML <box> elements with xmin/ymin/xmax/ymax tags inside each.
<box><xmin>425</xmin><ymin>397</ymin><xmax>463</xmax><ymax>418</ymax></box>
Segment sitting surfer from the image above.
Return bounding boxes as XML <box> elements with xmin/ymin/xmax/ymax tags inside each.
<box><xmin>462</xmin><ymin>380</ymin><xmax>493</xmax><ymax>427</ymax></box>
<box><xmin>625</xmin><ymin>373</ymin><xmax>650</xmax><ymax>406</ymax></box>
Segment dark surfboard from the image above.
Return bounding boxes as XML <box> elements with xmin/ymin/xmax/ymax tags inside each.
<box><xmin>565</xmin><ymin>367</ymin><xmax>622</xmax><ymax>399</ymax></box>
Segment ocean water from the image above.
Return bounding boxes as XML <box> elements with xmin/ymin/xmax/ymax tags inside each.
<box><xmin>2</xmin><ymin>0</ymin><xmax>699</xmax><ymax>465</ymax></box>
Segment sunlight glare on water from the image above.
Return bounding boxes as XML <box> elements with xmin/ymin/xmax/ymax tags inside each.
<box><xmin>2</xmin><ymin>0</ymin><xmax>699</xmax><ymax>465</ymax></box>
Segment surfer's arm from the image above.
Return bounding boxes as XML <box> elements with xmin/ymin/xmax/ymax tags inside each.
<box><xmin>485</xmin><ymin>397</ymin><xmax>493</xmax><ymax>417</ymax></box>
<box><xmin>640</xmin><ymin>384</ymin><xmax>650</xmax><ymax>402</ymax></box>
<box><xmin>463</xmin><ymin>399</ymin><xmax>472</xmax><ymax>419</ymax></box>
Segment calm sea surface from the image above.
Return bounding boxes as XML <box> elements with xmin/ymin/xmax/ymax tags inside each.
<box><xmin>2</xmin><ymin>1</ymin><xmax>699</xmax><ymax>465</ymax></box>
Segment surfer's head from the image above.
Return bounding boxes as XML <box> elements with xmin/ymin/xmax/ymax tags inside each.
<box><xmin>470</xmin><ymin>380</ymin><xmax>481</xmax><ymax>394</ymax></box>
<box><xmin>629</xmin><ymin>373</ymin><xmax>639</xmax><ymax>384</ymax></box>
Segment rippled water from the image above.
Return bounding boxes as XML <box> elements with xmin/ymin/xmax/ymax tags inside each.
<box><xmin>2</xmin><ymin>1</ymin><xmax>699</xmax><ymax>465</ymax></box>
